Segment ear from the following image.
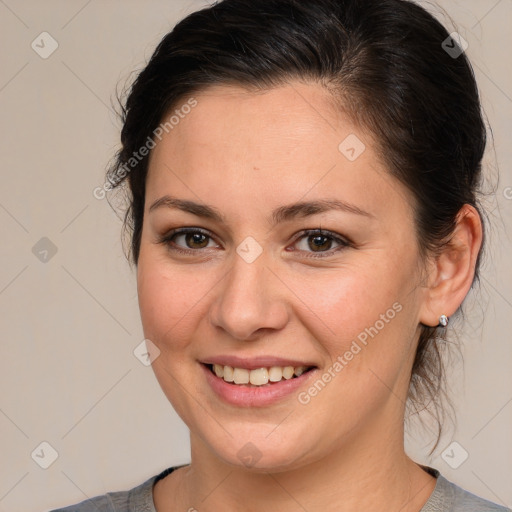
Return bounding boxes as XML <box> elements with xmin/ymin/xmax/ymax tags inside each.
<box><xmin>419</xmin><ymin>204</ymin><xmax>483</xmax><ymax>327</ymax></box>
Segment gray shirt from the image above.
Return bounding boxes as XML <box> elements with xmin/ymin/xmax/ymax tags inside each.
<box><xmin>49</xmin><ymin>465</ymin><xmax>510</xmax><ymax>511</ymax></box>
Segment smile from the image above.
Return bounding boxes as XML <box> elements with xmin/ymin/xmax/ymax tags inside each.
<box><xmin>201</xmin><ymin>357</ymin><xmax>318</xmax><ymax>406</ymax></box>
<box><xmin>208</xmin><ymin>364</ymin><xmax>314</xmax><ymax>386</ymax></box>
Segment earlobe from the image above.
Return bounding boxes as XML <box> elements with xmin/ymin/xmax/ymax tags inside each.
<box><xmin>419</xmin><ymin>204</ymin><xmax>483</xmax><ymax>327</ymax></box>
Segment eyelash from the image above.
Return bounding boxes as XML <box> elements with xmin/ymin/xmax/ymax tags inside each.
<box><xmin>157</xmin><ymin>227</ymin><xmax>351</xmax><ymax>258</ymax></box>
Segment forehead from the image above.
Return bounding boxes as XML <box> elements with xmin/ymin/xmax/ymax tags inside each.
<box><xmin>148</xmin><ymin>82</ymin><xmax>370</xmax><ymax>180</ymax></box>
<box><xmin>159</xmin><ymin>82</ymin><xmax>347</xmax><ymax>152</ymax></box>
<box><xmin>145</xmin><ymin>82</ymin><xmax>415</xmax><ymax>223</ymax></box>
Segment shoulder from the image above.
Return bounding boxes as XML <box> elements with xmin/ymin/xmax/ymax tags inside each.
<box><xmin>449</xmin><ymin>479</ymin><xmax>510</xmax><ymax>512</ymax></box>
<box><xmin>422</xmin><ymin>468</ymin><xmax>510</xmax><ymax>512</ymax></box>
<box><xmin>48</xmin><ymin>467</ymin><xmax>176</xmax><ymax>512</ymax></box>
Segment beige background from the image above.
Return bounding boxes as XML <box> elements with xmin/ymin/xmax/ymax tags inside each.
<box><xmin>0</xmin><ymin>1</ymin><xmax>511</xmax><ymax>511</ymax></box>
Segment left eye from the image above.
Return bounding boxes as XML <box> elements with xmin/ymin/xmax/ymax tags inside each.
<box><xmin>292</xmin><ymin>230</ymin><xmax>349</xmax><ymax>254</ymax></box>
<box><xmin>168</xmin><ymin>230</ymin><xmax>218</xmax><ymax>250</ymax></box>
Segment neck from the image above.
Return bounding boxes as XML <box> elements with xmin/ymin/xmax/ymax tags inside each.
<box><xmin>161</xmin><ymin>416</ymin><xmax>436</xmax><ymax>512</ymax></box>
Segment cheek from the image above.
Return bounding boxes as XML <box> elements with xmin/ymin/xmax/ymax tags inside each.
<box><xmin>136</xmin><ymin>248</ymin><xmax>208</xmax><ymax>351</ymax></box>
<box><xmin>136</xmin><ymin>249</ymin><xmax>210</xmax><ymax>421</ymax></box>
<box><xmin>292</xmin><ymin>258</ymin><xmax>409</xmax><ymax>342</ymax></box>
<box><xmin>289</xmin><ymin>254</ymin><xmax>419</xmax><ymax>394</ymax></box>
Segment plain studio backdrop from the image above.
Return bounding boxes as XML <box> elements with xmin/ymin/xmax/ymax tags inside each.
<box><xmin>0</xmin><ymin>1</ymin><xmax>511</xmax><ymax>511</ymax></box>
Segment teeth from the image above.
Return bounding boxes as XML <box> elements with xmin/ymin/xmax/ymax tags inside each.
<box><xmin>294</xmin><ymin>366</ymin><xmax>306</xmax><ymax>377</ymax></box>
<box><xmin>250</xmin><ymin>368</ymin><xmax>269</xmax><ymax>386</ymax></box>
<box><xmin>282</xmin><ymin>366</ymin><xmax>294</xmax><ymax>379</ymax></box>
<box><xmin>211</xmin><ymin>364</ymin><xmax>311</xmax><ymax>386</ymax></box>
<box><xmin>223</xmin><ymin>365</ymin><xmax>234</xmax><ymax>382</ymax></box>
<box><xmin>268</xmin><ymin>366</ymin><xmax>283</xmax><ymax>382</ymax></box>
<box><xmin>233</xmin><ymin>368</ymin><xmax>249</xmax><ymax>384</ymax></box>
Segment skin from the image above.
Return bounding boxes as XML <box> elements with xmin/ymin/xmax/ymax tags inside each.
<box><xmin>136</xmin><ymin>82</ymin><xmax>483</xmax><ymax>511</ymax></box>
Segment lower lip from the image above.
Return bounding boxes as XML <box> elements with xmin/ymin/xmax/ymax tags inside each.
<box><xmin>201</xmin><ymin>364</ymin><xmax>317</xmax><ymax>407</ymax></box>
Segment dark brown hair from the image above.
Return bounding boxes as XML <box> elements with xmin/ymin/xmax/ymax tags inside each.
<box><xmin>108</xmin><ymin>0</ymin><xmax>487</xmax><ymax>446</ymax></box>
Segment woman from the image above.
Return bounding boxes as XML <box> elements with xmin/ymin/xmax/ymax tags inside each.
<box><xmin>52</xmin><ymin>0</ymin><xmax>509</xmax><ymax>510</ymax></box>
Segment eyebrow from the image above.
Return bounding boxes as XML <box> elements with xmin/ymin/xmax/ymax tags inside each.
<box><xmin>148</xmin><ymin>195</ymin><xmax>374</xmax><ymax>225</ymax></box>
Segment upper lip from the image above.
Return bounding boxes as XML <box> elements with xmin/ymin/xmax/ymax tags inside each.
<box><xmin>202</xmin><ymin>355</ymin><xmax>317</xmax><ymax>370</ymax></box>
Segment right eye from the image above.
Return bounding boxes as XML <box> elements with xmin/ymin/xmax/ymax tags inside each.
<box><xmin>158</xmin><ymin>227</ymin><xmax>221</xmax><ymax>255</ymax></box>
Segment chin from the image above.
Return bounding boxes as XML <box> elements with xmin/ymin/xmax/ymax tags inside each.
<box><xmin>197</xmin><ymin>424</ymin><xmax>322</xmax><ymax>474</ymax></box>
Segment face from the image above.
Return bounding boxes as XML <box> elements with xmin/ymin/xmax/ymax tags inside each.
<box><xmin>137</xmin><ymin>82</ymin><xmax>428</xmax><ymax>471</ymax></box>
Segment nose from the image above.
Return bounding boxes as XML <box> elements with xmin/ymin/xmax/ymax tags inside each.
<box><xmin>209</xmin><ymin>251</ymin><xmax>289</xmax><ymax>341</ymax></box>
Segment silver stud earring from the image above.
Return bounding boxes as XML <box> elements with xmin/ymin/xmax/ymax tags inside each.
<box><xmin>438</xmin><ymin>314</ymin><xmax>449</xmax><ymax>327</ymax></box>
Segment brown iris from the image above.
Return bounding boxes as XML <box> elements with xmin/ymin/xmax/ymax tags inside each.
<box><xmin>185</xmin><ymin>232</ymin><xmax>209</xmax><ymax>249</ymax></box>
<box><xmin>308</xmin><ymin>234</ymin><xmax>332</xmax><ymax>252</ymax></box>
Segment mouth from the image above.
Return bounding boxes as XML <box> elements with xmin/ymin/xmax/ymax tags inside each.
<box><xmin>204</xmin><ymin>363</ymin><xmax>316</xmax><ymax>387</ymax></box>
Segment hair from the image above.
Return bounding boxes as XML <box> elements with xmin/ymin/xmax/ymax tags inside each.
<box><xmin>107</xmin><ymin>0</ymin><xmax>487</xmax><ymax>448</ymax></box>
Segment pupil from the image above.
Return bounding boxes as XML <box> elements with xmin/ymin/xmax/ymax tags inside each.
<box><xmin>187</xmin><ymin>233</ymin><xmax>208</xmax><ymax>248</ymax></box>
<box><xmin>309</xmin><ymin>235</ymin><xmax>330</xmax><ymax>251</ymax></box>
